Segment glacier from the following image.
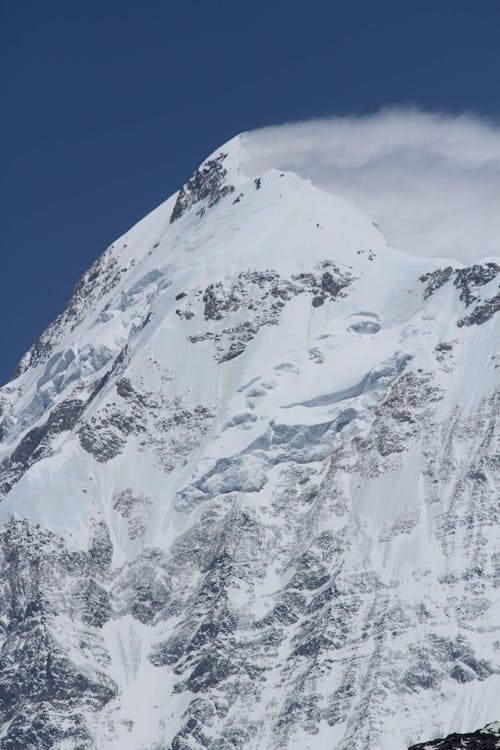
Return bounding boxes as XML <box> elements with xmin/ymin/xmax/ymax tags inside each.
<box><xmin>0</xmin><ymin>130</ymin><xmax>498</xmax><ymax>749</ymax></box>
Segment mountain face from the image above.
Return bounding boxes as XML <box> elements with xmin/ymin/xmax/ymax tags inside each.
<box><xmin>0</xmin><ymin>134</ymin><xmax>499</xmax><ymax>750</ymax></box>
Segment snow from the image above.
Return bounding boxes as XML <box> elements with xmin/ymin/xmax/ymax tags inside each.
<box><xmin>0</xmin><ymin>127</ymin><xmax>498</xmax><ymax>749</ymax></box>
<box><xmin>239</xmin><ymin>111</ymin><xmax>500</xmax><ymax>263</ymax></box>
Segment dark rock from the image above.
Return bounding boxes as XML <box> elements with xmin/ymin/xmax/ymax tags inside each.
<box><xmin>293</xmin><ymin>636</ymin><xmax>323</xmax><ymax>657</ymax></box>
<box><xmin>187</xmin><ymin>265</ymin><xmax>354</xmax><ymax>363</ymax></box>
<box><xmin>12</xmin><ymin>398</ymin><xmax>84</xmax><ymax>467</ymax></box>
<box><xmin>75</xmin><ymin>579</ymin><xmax>112</xmax><ymax>627</ymax></box>
<box><xmin>116</xmin><ymin>377</ymin><xmax>135</xmax><ymax>399</ymax></box>
<box><xmin>435</xmin><ymin>341</ymin><xmax>453</xmax><ymax>352</ymax></box>
<box><xmin>458</xmin><ymin>292</ymin><xmax>500</xmax><ymax>327</ymax></box>
<box><xmin>0</xmin><ymin>398</ymin><xmax>85</xmax><ymax>497</ymax></box>
<box><xmin>420</xmin><ymin>263</ymin><xmax>500</xmax><ymax>328</ymax></box>
<box><xmin>218</xmin><ymin>341</ymin><xmax>247</xmax><ymax>362</ymax></box>
<box><xmin>420</xmin><ymin>267</ymin><xmax>453</xmax><ymax>299</ymax></box>
<box><xmin>78</xmin><ymin>424</ymin><xmax>126</xmax><ymax>462</ymax></box>
<box><xmin>0</xmin><ymin>706</ymin><xmax>95</xmax><ymax>750</ymax></box>
<box><xmin>0</xmin><ymin>517</ymin><xmax>117</xmax><ymax>748</ymax></box>
<box><xmin>186</xmin><ymin>653</ymin><xmax>235</xmax><ymax>693</ymax></box>
<box><xmin>321</xmin><ymin>271</ymin><xmax>343</xmax><ymax>296</ymax></box>
<box><xmin>453</xmin><ymin>263</ymin><xmax>499</xmax><ymax>306</ymax></box>
<box><xmin>176</xmin><ymin>308</ymin><xmax>195</xmax><ymax>320</ymax></box>
<box><xmin>408</xmin><ymin>721</ymin><xmax>500</xmax><ymax>749</ymax></box>
<box><xmin>131</xmin><ymin>579</ymin><xmax>169</xmax><ymax>624</ymax></box>
<box><xmin>170</xmin><ymin>153</ymin><xmax>235</xmax><ymax>223</ymax></box>
<box><xmin>87</xmin><ymin>522</ymin><xmax>113</xmax><ymax>575</ymax></box>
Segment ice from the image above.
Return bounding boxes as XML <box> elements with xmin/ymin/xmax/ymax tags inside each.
<box><xmin>0</xmin><ymin>127</ymin><xmax>498</xmax><ymax>750</ymax></box>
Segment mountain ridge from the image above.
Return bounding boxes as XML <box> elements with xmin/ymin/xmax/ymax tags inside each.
<box><xmin>0</xmin><ymin>134</ymin><xmax>498</xmax><ymax>749</ymax></box>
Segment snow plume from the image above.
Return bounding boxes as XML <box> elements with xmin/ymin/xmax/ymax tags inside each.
<box><xmin>242</xmin><ymin>110</ymin><xmax>500</xmax><ymax>263</ymax></box>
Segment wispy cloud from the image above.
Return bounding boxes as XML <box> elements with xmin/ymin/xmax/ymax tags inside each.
<box><xmin>242</xmin><ymin>110</ymin><xmax>500</xmax><ymax>262</ymax></box>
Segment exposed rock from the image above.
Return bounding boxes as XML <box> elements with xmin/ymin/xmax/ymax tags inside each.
<box><xmin>0</xmin><ymin>517</ymin><xmax>117</xmax><ymax>749</ymax></box>
<box><xmin>420</xmin><ymin>266</ymin><xmax>453</xmax><ymax>299</ymax></box>
<box><xmin>170</xmin><ymin>153</ymin><xmax>235</xmax><ymax>223</ymax></box>
<box><xmin>458</xmin><ymin>292</ymin><xmax>500</xmax><ymax>327</ymax></box>
<box><xmin>453</xmin><ymin>263</ymin><xmax>500</xmax><ymax>306</ymax></box>
<box><xmin>409</xmin><ymin>721</ymin><xmax>500</xmax><ymax>749</ymax></box>
<box><xmin>183</xmin><ymin>264</ymin><xmax>354</xmax><ymax>362</ymax></box>
<box><xmin>420</xmin><ymin>262</ymin><xmax>500</xmax><ymax>327</ymax></box>
<box><xmin>0</xmin><ymin>398</ymin><xmax>85</xmax><ymax>496</ymax></box>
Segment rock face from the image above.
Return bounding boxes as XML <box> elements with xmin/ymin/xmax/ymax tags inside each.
<box><xmin>0</xmin><ymin>133</ymin><xmax>498</xmax><ymax>749</ymax></box>
<box><xmin>409</xmin><ymin>721</ymin><xmax>500</xmax><ymax>749</ymax></box>
<box><xmin>0</xmin><ymin>517</ymin><xmax>117</xmax><ymax>749</ymax></box>
<box><xmin>169</xmin><ymin>152</ymin><xmax>235</xmax><ymax>223</ymax></box>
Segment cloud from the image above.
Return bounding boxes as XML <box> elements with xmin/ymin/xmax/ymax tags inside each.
<box><xmin>241</xmin><ymin>110</ymin><xmax>500</xmax><ymax>263</ymax></box>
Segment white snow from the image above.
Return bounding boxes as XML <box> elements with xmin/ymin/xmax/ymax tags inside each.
<box><xmin>0</xmin><ymin>125</ymin><xmax>498</xmax><ymax>749</ymax></box>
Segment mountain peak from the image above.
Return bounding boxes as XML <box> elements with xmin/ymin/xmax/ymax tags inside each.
<box><xmin>0</xmin><ymin>133</ymin><xmax>498</xmax><ymax>749</ymax></box>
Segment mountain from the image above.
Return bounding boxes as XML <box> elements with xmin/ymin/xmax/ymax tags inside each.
<box><xmin>0</xmin><ymin>132</ymin><xmax>498</xmax><ymax>750</ymax></box>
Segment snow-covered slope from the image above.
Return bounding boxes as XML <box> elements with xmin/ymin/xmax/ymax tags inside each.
<box><xmin>0</xmin><ymin>132</ymin><xmax>498</xmax><ymax>750</ymax></box>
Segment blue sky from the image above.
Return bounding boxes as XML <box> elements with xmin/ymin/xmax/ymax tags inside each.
<box><xmin>1</xmin><ymin>0</ymin><xmax>499</xmax><ymax>385</ymax></box>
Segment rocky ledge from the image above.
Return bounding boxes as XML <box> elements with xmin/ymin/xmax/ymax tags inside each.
<box><xmin>409</xmin><ymin>722</ymin><xmax>500</xmax><ymax>749</ymax></box>
<box><xmin>170</xmin><ymin>152</ymin><xmax>235</xmax><ymax>223</ymax></box>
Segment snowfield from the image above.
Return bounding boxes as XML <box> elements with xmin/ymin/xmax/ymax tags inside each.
<box><xmin>0</xmin><ymin>127</ymin><xmax>498</xmax><ymax>749</ymax></box>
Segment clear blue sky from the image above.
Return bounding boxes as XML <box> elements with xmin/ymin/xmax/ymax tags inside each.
<box><xmin>1</xmin><ymin>0</ymin><xmax>499</xmax><ymax>385</ymax></box>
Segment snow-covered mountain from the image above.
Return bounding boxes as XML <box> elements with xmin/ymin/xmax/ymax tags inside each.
<box><xmin>0</xmin><ymin>130</ymin><xmax>499</xmax><ymax>750</ymax></box>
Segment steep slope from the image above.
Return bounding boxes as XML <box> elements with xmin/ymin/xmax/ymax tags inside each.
<box><xmin>0</xmin><ymin>134</ymin><xmax>498</xmax><ymax>750</ymax></box>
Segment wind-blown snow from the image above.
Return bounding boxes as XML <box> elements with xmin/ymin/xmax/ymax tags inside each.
<box><xmin>240</xmin><ymin>110</ymin><xmax>500</xmax><ymax>263</ymax></box>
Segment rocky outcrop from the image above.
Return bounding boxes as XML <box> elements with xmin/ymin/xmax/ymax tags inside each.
<box><xmin>420</xmin><ymin>262</ymin><xmax>500</xmax><ymax>327</ymax></box>
<box><xmin>181</xmin><ymin>264</ymin><xmax>354</xmax><ymax>362</ymax></box>
<box><xmin>0</xmin><ymin>398</ymin><xmax>85</xmax><ymax>496</ymax></box>
<box><xmin>170</xmin><ymin>153</ymin><xmax>235</xmax><ymax>223</ymax></box>
<box><xmin>409</xmin><ymin>721</ymin><xmax>500</xmax><ymax>749</ymax></box>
